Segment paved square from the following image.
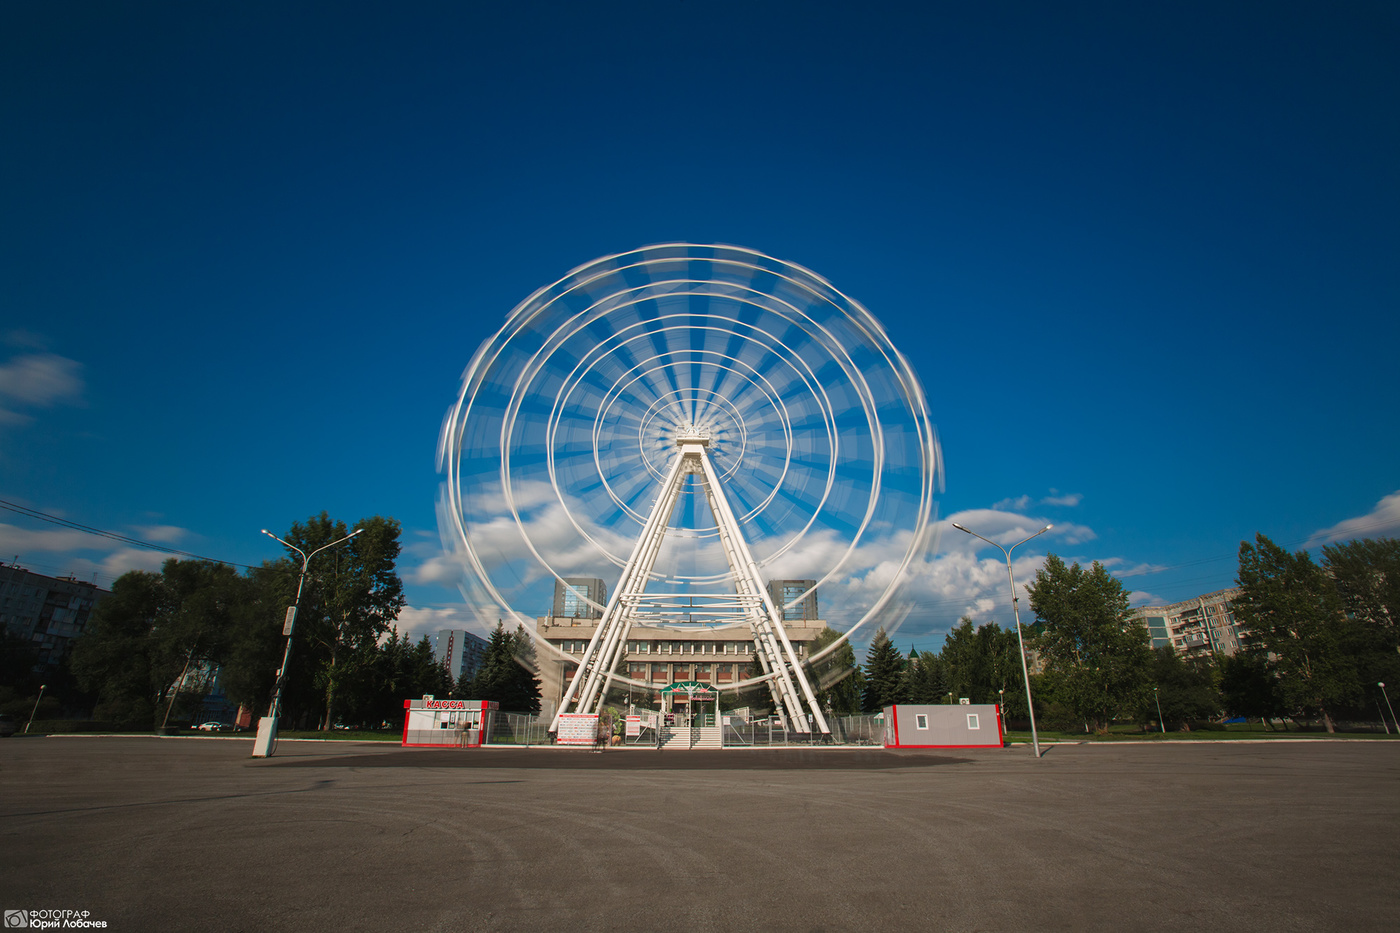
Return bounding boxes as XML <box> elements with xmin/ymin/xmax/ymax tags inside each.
<box><xmin>2</xmin><ymin>737</ymin><xmax>1397</xmax><ymax>931</ymax></box>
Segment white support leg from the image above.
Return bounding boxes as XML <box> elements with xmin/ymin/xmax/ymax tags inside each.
<box><xmin>550</xmin><ymin>428</ymin><xmax>832</xmax><ymax>737</ymax></box>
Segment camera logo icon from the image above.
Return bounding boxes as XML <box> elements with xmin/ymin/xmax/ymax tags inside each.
<box><xmin>3</xmin><ymin>911</ymin><xmax>27</xmax><ymax>928</ymax></box>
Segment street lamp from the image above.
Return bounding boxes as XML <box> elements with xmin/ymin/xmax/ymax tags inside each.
<box><xmin>1153</xmin><ymin>686</ymin><xmax>1166</xmax><ymax>734</ymax></box>
<box><xmin>952</xmin><ymin>521</ymin><xmax>1052</xmax><ymax>758</ymax></box>
<box><xmin>1380</xmin><ymin>683</ymin><xmax>1397</xmax><ymax>735</ymax></box>
<box><xmin>24</xmin><ymin>684</ymin><xmax>46</xmax><ymax>734</ymax></box>
<box><xmin>252</xmin><ymin>526</ymin><xmax>362</xmax><ymax>758</ymax></box>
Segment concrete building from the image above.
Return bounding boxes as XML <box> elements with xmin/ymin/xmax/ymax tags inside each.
<box><xmin>535</xmin><ymin>577</ymin><xmax>827</xmax><ymax>720</ymax></box>
<box><xmin>435</xmin><ymin>629</ymin><xmax>490</xmax><ymax>684</ymax></box>
<box><xmin>0</xmin><ymin>561</ymin><xmax>108</xmax><ymax>669</ymax></box>
<box><xmin>767</xmin><ymin>579</ymin><xmax>818</xmax><ymax>621</ymax></box>
<box><xmin>552</xmin><ymin>577</ymin><xmax>607</xmax><ymax>619</ymax></box>
<box><xmin>1131</xmin><ymin>588</ymin><xmax>1244</xmax><ymax>658</ymax></box>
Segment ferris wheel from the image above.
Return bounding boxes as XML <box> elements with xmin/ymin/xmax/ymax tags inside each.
<box><xmin>438</xmin><ymin>244</ymin><xmax>942</xmax><ymax>735</ymax></box>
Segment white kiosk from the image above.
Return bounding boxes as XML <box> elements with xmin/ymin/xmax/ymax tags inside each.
<box><xmin>402</xmin><ymin>696</ymin><xmax>498</xmax><ymax>747</ymax></box>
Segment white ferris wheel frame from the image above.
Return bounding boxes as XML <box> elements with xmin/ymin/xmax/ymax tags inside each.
<box><xmin>437</xmin><ymin>244</ymin><xmax>943</xmax><ymax>737</ymax></box>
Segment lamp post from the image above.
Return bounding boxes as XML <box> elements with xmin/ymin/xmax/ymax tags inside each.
<box><xmin>24</xmin><ymin>684</ymin><xmax>46</xmax><ymax>734</ymax></box>
<box><xmin>1153</xmin><ymin>686</ymin><xmax>1166</xmax><ymax>734</ymax></box>
<box><xmin>952</xmin><ymin>521</ymin><xmax>1052</xmax><ymax>758</ymax></box>
<box><xmin>1380</xmin><ymin>683</ymin><xmax>1398</xmax><ymax>735</ymax></box>
<box><xmin>252</xmin><ymin>527</ymin><xmax>362</xmax><ymax>758</ymax></box>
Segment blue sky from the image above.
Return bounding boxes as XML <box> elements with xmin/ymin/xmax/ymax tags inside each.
<box><xmin>3</xmin><ymin>2</ymin><xmax>1397</xmax><ymax>652</ymax></box>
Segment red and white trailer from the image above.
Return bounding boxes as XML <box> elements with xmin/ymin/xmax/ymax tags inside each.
<box><xmin>883</xmin><ymin>703</ymin><xmax>1004</xmax><ymax>749</ymax></box>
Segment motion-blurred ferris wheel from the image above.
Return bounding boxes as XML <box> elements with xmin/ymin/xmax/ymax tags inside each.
<box><xmin>438</xmin><ymin>244</ymin><xmax>941</xmax><ymax>735</ymax></box>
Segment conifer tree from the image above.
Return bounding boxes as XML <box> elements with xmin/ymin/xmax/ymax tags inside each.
<box><xmin>861</xmin><ymin>627</ymin><xmax>906</xmax><ymax>712</ymax></box>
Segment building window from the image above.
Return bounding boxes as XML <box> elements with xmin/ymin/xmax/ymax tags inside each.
<box><xmin>915</xmin><ymin>714</ymin><xmax>928</xmax><ymax>730</ymax></box>
<box><xmin>651</xmin><ymin>664</ymin><xmax>668</xmax><ymax>683</ymax></box>
<box><xmin>967</xmin><ymin>714</ymin><xmax>980</xmax><ymax>730</ymax></box>
<box><xmin>695</xmin><ymin>663</ymin><xmax>711</xmax><ymax>681</ymax></box>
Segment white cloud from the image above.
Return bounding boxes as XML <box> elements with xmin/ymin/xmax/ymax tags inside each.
<box><xmin>1129</xmin><ymin>591</ymin><xmax>1167</xmax><ymax>607</ymax></box>
<box><xmin>1304</xmin><ymin>491</ymin><xmax>1400</xmax><ymax>548</ymax></box>
<box><xmin>408</xmin><ymin>553</ymin><xmax>465</xmax><ymax>587</ymax></box>
<box><xmin>60</xmin><ymin>548</ymin><xmax>170</xmax><ymax>586</ymax></box>
<box><xmin>991</xmin><ymin>491</ymin><xmax>1083</xmax><ymax>511</ymax></box>
<box><xmin>395</xmin><ymin>605</ymin><xmax>495</xmax><ymax>642</ymax></box>
<box><xmin>0</xmin><ymin>353</ymin><xmax>84</xmax><ymax>415</ymax></box>
<box><xmin>132</xmin><ymin>525</ymin><xmax>187</xmax><ymax>544</ymax></box>
<box><xmin>0</xmin><ymin>517</ymin><xmax>196</xmax><ymax>587</ymax></box>
<box><xmin>0</xmin><ymin>522</ymin><xmax>98</xmax><ymax>554</ymax></box>
<box><xmin>992</xmin><ymin>495</ymin><xmax>1033</xmax><ymax>512</ymax></box>
<box><xmin>1099</xmin><ymin>558</ymin><xmax>1170</xmax><ymax>578</ymax></box>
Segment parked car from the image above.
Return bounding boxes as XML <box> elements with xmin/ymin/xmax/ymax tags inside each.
<box><xmin>0</xmin><ymin>713</ymin><xmax>17</xmax><ymax>737</ymax></box>
<box><xmin>196</xmin><ymin>721</ymin><xmax>230</xmax><ymax>732</ymax></box>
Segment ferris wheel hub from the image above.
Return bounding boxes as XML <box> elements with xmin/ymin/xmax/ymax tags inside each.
<box><xmin>675</xmin><ymin>424</ymin><xmax>711</xmax><ymax>446</ymax></box>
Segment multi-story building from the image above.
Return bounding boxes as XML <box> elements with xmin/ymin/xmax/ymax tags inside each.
<box><xmin>552</xmin><ymin>577</ymin><xmax>607</xmax><ymax>619</ymax></box>
<box><xmin>535</xmin><ymin>578</ymin><xmax>827</xmax><ymax>719</ymax></box>
<box><xmin>0</xmin><ymin>561</ymin><xmax>108</xmax><ymax>669</ymax></box>
<box><xmin>435</xmin><ymin>628</ymin><xmax>491</xmax><ymax>684</ymax></box>
<box><xmin>767</xmin><ymin>579</ymin><xmax>818</xmax><ymax>621</ymax></box>
<box><xmin>1131</xmin><ymin>588</ymin><xmax>1244</xmax><ymax>659</ymax></box>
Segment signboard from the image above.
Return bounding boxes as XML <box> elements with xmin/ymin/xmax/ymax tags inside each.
<box><xmin>625</xmin><ymin>715</ymin><xmax>642</xmax><ymax>737</ymax></box>
<box><xmin>556</xmin><ymin>713</ymin><xmax>599</xmax><ymax>746</ymax></box>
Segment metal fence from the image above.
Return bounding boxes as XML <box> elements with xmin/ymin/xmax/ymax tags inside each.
<box><xmin>485</xmin><ymin>711</ymin><xmax>550</xmax><ymax>746</ymax></box>
<box><xmin>720</xmin><ymin>714</ymin><xmax>884</xmax><ymax>746</ymax></box>
<box><xmin>827</xmin><ymin>714</ymin><xmax>885</xmax><ymax>746</ymax></box>
<box><xmin>478</xmin><ymin>711</ymin><xmax>888</xmax><ymax>747</ymax></box>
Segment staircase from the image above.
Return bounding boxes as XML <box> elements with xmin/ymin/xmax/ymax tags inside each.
<box><xmin>659</xmin><ymin>725</ymin><xmax>722</xmax><ymax>749</ymax></box>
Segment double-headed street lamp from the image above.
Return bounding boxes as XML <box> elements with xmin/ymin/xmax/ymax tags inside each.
<box><xmin>252</xmin><ymin>526</ymin><xmax>362</xmax><ymax>758</ymax></box>
<box><xmin>952</xmin><ymin>521</ymin><xmax>1051</xmax><ymax>759</ymax></box>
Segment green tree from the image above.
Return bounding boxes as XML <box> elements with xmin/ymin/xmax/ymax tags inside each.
<box><xmin>1234</xmin><ymin>533</ymin><xmax>1356</xmax><ymax>732</ymax></box>
<box><xmin>272</xmin><ymin>513</ymin><xmax>406</xmax><ymax>729</ymax></box>
<box><xmin>463</xmin><ymin>623</ymin><xmax>541</xmax><ymax>713</ymax></box>
<box><xmin>903</xmin><ymin>649</ymin><xmax>947</xmax><ymax>704</ymax></box>
<box><xmin>1026</xmin><ymin>555</ymin><xmax>1151</xmax><ymax>733</ymax></box>
<box><xmin>218</xmin><ymin>562</ymin><xmax>296</xmax><ymax>718</ymax></box>
<box><xmin>1322</xmin><ymin>538</ymin><xmax>1400</xmax><ymax>703</ymax></box>
<box><xmin>1145</xmin><ymin>647</ymin><xmax>1220</xmax><ymax>729</ymax></box>
<box><xmin>1219</xmin><ymin>651</ymin><xmax>1286</xmax><ymax>729</ymax></box>
<box><xmin>805</xmin><ymin>627</ymin><xmax>862</xmax><ymax>715</ymax></box>
<box><xmin>70</xmin><ymin>560</ymin><xmax>248</xmax><ymax>725</ymax></box>
<box><xmin>861</xmin><ymin>627</ymin><xmax>906</xmax><ymax>712</ymax></box>
<box><xmin>1322</xmin><ymin>537</ymin><xmax>1400</xmax><ymax>632</ymax></box>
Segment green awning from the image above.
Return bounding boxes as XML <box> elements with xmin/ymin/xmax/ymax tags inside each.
<box><xmin>660</xmin><ymin>680</ymin><xmax>716</xmax><ymax>695</ymax></box>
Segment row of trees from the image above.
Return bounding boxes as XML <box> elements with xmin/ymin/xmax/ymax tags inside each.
<box><xmin>62</xmin><ymin>513</ymin><xmax>458</xmax><ymax>730</ymax></box>
<box><xmin>843</xmin><ymin>534</ymin><xmax>1398</xmax><ymax>734</ymax></box>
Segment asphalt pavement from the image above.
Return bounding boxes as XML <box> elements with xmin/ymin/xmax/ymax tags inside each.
<box><xmin>2</xmin><ymin>737</ymin><xmax>1397</xmax><ymax>932</ymax></box>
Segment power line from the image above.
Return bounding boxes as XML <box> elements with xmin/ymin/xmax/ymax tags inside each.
<box><xmin>0</xmin><ymin>498</ymin><xmax>259</xmax><ymax>571</ymax></box>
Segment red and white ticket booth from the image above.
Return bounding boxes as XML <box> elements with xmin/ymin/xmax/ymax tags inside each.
<box><xmin>402</xmin><ymin>696</ymin><xmax>498</xmax><ymax>747</ymax></box>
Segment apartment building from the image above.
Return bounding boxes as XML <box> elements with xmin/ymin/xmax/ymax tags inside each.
<box><xmin>1132</xmin><ymin>588</ymin><xmax>1244</xmax><ymax>658</ymax></box>
<box><xmin>0</xmin><ymin>561</ymin><xmax>108</xmax><ymax>668</ymax></box>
